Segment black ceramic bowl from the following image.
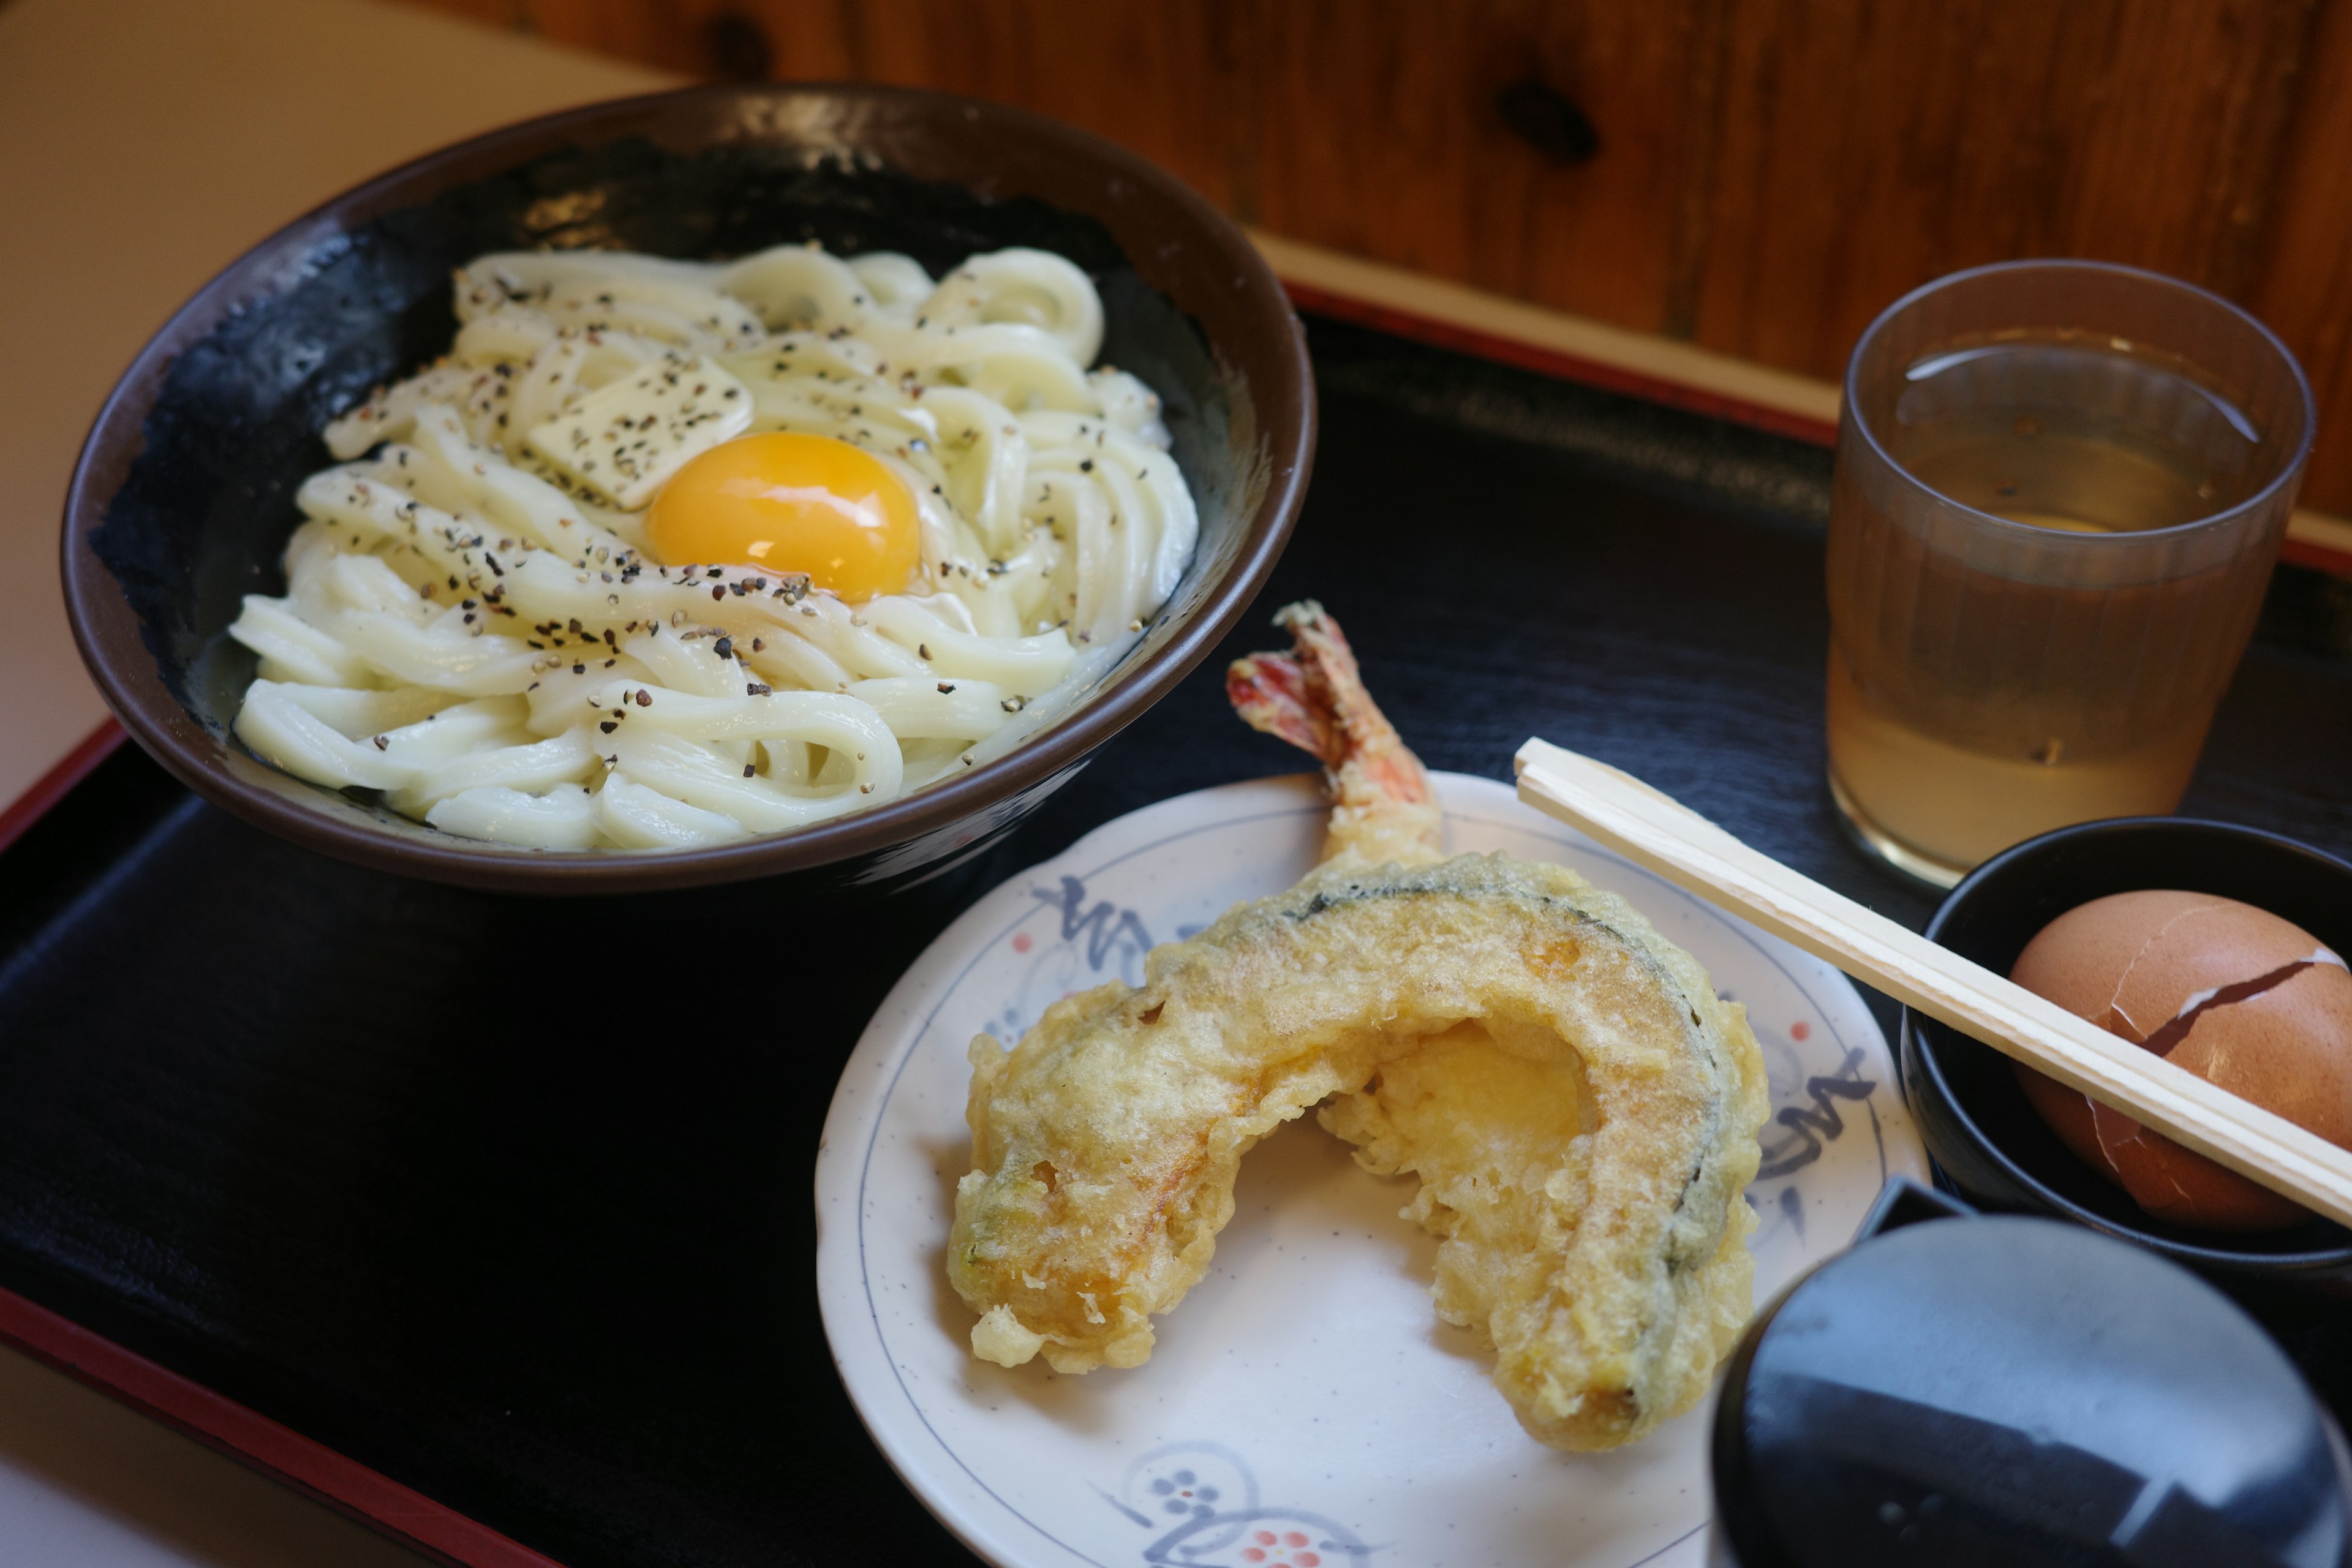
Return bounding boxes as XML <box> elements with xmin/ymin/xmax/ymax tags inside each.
<box><xmin>61</xmin><ymin>84</ymin><xmax>1313</xmax><ymax>894</ymax></box>
<box><xmin>1900</xmin><ymin>816</ymin><xmax>2352</xmax><ymax>1284</ymax></box>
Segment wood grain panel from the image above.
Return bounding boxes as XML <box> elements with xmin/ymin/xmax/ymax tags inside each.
<box><xmin>841</xmin><ymin>0</ymin><xmax>1243</xmax><ymax>211</ymax></box>
<box><xmin>2255</xmin><ymin>0</ymin><xmax>2352</xmax><ymax>517</ymax></box>
<box><xmin>1691</xmin><ymin>0</ymin><xmax>2321</xmax><ymax>377</ymax></box>
<box><xmin>406</xmin><ymin>0</ymin><xmax>528</xmax><ymax>25</ymax></box>
<box><xmin>1250</xmin><ymin>0</ymin><xmax>1711</xmax><ymax>334</ymax></box>
<box><xmin>508</xmin><ymin>0</ymin><xmax>853</xmax><ymax>78</ymax></box>
<box><xmin>388</xmin><ymin>0</ymin><xmax>2352</xmax><ymax>513</ymax></box>
<box><xmin>401</xmin><ymin>0</ymin><xmax>1236</xmax><ymax>214</ymax></box>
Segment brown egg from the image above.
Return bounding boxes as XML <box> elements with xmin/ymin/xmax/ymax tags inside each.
<box><xmin>2010</xmin><ymin>889</ymin><xmax>2352</xmax><ymax>1232</ymax></box>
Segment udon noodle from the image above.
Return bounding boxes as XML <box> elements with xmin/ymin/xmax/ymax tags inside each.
<box><xmin>227</xmin><ymin>244</ymin><xmax>1196</xmax><ymax>850</ymax></box>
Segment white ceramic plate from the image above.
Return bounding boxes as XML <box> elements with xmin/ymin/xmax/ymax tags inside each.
<box><xmin>816</xmin><ymin>772</ymin><xmax>1926</xmax><ymax>1568</ymax></box>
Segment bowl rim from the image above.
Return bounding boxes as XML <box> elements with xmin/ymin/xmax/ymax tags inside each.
<box><xmin>59</xmin><ymin>81</ymin><xmax>1315</xmax><ymax>893</ymax></box>
<box><xmin>1903</xmin><ymin>813</ymin><xmax>2352</xmax><ymax>1271</ymax></box>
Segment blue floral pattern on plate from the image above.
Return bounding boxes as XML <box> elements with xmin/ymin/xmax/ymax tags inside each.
<box><xmin>818</xmin><ymin>773</ymin><xmax>1926</xmax><ymax>1568</ymax></box>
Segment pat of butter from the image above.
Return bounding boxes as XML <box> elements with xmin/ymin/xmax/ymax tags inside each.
<box><xmin>526</xmin><ymin>355</ymin><xmax>754</xmax><ymax>508</ymax></box>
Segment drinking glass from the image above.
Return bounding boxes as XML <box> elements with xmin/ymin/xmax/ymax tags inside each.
<box><xmin>1826</xmin><ymin>261</ymin><xmax>2314</xmax><ymax>888</ymax></box>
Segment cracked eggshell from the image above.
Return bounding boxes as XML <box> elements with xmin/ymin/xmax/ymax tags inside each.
<box><xmin>2173</xmin><ymin>964</ymin><xmax>2352</xmax><ymax>1143</ymax></box>
<box><xmin>2010</xmin><ymin>889</ymin><xmax>2352</xmax><ymax>1232</ymax></box>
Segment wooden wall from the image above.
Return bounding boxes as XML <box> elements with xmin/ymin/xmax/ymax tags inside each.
<box><xmin>409</xmin><ymin>0</ymin><xmax>2352</xmax><ymax>515</ymax></box>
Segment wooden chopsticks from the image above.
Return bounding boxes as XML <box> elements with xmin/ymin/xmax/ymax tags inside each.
<box><xmin>1514</xmin><ymin>737</ymin><xmax>2352</xmax><ymax>1230</ymax></box>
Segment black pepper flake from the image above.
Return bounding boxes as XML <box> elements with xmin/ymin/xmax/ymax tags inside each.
<box><xmin>635</xmin><ymin>690</ymin><xmax>652</xmax><ymax>706</ymax></box>
<box><xmin>751</xmin><ymin>638</ymin><xmax>765</xmax><ymax>652</ymax></box>
<box><xmin>1079</xmin><ymin>459</ymin><xmax>1093</xmax><ymax>472</ymax></box>
<box><xmin>918</xmin><ymin>643</ymin><xmax>932</xmax><ymax>660</ymax></box>
<box><xmin>746</xmin><ymin>682</ymin><xmax>772</xmax><ymax>695</ymax></box>
<box><xmin>600</xmin><ymin>720</ymin><xmax>619</xmax><ymax>734</ymax></box>
<box><xmin>743</xmin><ymin>764</ymin><xmax>756</xmax><ymax>777</ymax></box>
<box><xmin>706</xmin><ymin>567</ymin><xmax>724</xmax><ymax>579</ymax></box>
<box><xmin>937</xmin><ymin>682</ymin><xmax>956</xmax><ymax>694</ymax></box>
<box><xmin>713</xmin><ymin>637</ymin><xmax>735</xmax><ymax>660</ymax></box>
<box><xmin>712</xmin><ymin>586</ymin><xmax>726</xmax><ymax>602</ymax></box>
<box><xmin>372</xmin><ymin>736</ymin><xmax>389</xmax><ymax>751</ymax></box>
<box><xmin>572</xmin><ymin>663</ymin><xmax>586</xmax><ymax>674</ymax></box>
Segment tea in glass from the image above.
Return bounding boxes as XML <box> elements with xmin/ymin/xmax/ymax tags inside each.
<box><xmin>1826</xmin><ymin>264</ymin><xmax>2313</xmax><ymax>886</ymax></box>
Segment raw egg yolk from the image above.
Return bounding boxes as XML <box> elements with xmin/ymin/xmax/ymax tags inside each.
<box><xmin>646</xmin><ymin>432</ymin><xmax>920</xmax><ymax>602</ymax></box>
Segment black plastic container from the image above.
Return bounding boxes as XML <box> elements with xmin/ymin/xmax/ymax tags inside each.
<box><xmin>1711</xmin><ymin>1178</ymin><xmax>2352</xmax><ymax>1567</ymax></box>
<box><xmin>1899</xmin><ymin>816</ymin><xmax>2352</xmax><ymax>1284</ymax></box>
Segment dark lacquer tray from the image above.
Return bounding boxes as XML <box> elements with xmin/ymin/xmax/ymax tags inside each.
<box><xmin>6</xmin><ymin>314</ymin><xmax>2351</xmax><ymax>1568</ymax></box>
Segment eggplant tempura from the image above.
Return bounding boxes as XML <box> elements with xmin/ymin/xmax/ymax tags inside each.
<box><xmin>949</xmin><ymin>601</ymin><xmax>1767</xmax><ymax>1452</ymax></box>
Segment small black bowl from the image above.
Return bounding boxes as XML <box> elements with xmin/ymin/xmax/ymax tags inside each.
<box><xmin>1899</xmin><ymin>816</ymin><xmax>2352</xmax><ymax>1284</ymax></box>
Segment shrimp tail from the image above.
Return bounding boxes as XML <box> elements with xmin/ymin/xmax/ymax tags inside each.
<box><xmin>1227</xmin><ymin>600</ymin><xmax>1442</xmax><ymax>868</ymax></box>
<box><xmin>1225</xmin><ymin>649</ymin><xmax>1335</xmax><ymax>761</ymax></box>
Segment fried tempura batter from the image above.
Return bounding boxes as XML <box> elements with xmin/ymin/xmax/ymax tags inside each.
<box><xmin>951</xmin><ymin>603</ymin><xmax>1767</xmax><ymax>1451</ymax></box>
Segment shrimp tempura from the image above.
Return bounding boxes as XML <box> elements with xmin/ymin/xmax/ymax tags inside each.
<box><xmin>951</xmin><ymin>602</ymin><xmax>1767</xmax><ymax>1451</ymax></box>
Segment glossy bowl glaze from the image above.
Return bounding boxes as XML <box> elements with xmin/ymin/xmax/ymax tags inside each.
<box><xmin>1900</xmin><ymin>816</ymin><xmax>2352</xmax><ymax>1284</ymax></box>
<box><xmin>1709</xmin><ymin>1180</ymin><xmax>2352</xmax><ymax>1567</ymax></box>
<box><xmin>61</xmin><ymin>84</ymin><xmax>1313</xmax><ymax>894</ymax></box>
